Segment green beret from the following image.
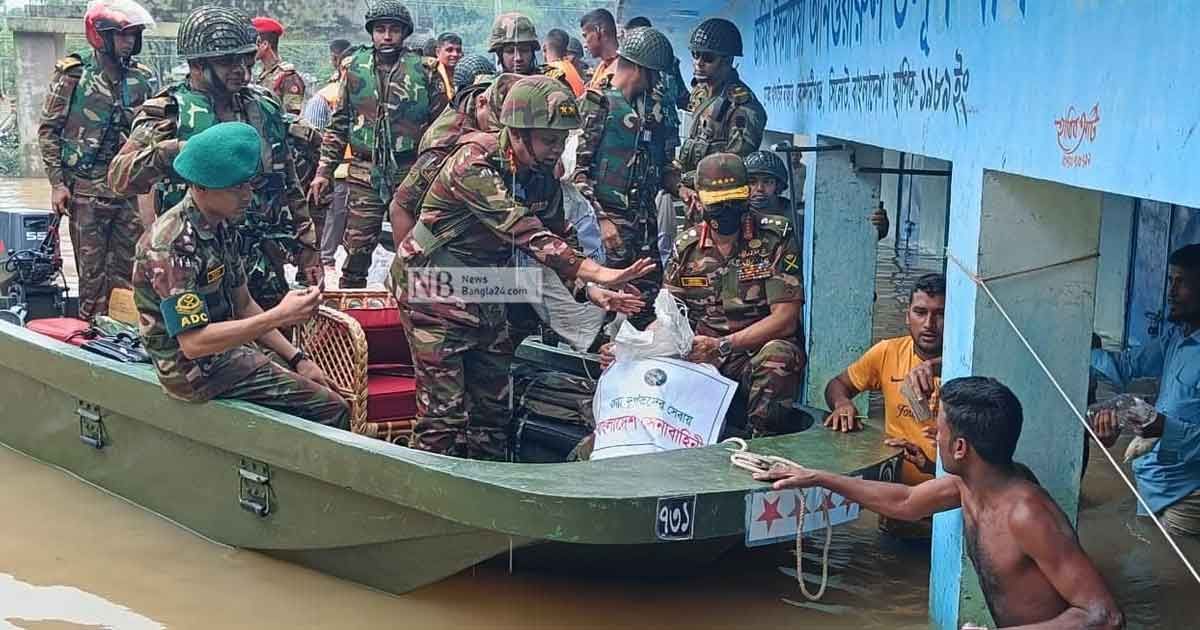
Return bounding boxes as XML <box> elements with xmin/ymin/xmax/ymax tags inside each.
<box><xmin>173</xmin><ymin>121</ymin><xmax>262</xmax><ymax>189</ymax></box>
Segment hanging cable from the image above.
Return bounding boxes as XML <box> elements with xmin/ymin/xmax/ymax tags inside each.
<box><xmin>946</xmin><ymin>252</ymin><xmax>1200</xmax><ymax>586</ymax></box>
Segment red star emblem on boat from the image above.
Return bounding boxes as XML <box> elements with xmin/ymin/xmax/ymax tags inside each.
<box><xmin>757</xmin><ymin>496</ymin><xmax>784</xmax><ymax>532</ymax></box>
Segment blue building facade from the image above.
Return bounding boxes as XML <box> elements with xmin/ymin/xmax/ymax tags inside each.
<box><xmin>622</xmin><ymin>1</ymin><xmax>1200</xmax><ymax>626</ymax></box>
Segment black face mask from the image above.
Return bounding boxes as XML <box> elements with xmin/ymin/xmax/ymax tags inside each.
<box><xmin>748</xmin><ymin>194</ymin><xmax>773</xmax><ymax>211</ymax></box>
<box><xmin>705</xmin><ymin>201</ymin><xmax>746</xmax><ymax>235</ymax></box>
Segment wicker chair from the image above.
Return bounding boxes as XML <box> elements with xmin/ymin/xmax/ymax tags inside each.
<box><xmin>296</xmin><ymin>290</ymin><xmax>416</xmax><ymax>445</ymax></box>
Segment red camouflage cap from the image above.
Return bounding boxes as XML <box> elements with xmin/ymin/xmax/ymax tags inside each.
<box><xmin>251</xmin><ymin>16</ymin><xmax>284</xmax><ymax>36</ymax></box>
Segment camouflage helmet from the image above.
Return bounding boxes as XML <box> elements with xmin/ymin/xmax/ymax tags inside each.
<box><xmin>488</xmin><ymin>12</ymin><xmax>540</xmax><ymax>53</ymax></box>
<box><xmin>696</xmin><ymin>153</ymin><xmax>750</xmax><ymax>205</ymax></box>
<box><xmin>364</xmin><ymin>0</ymin><xmax>413</xmax><ymax>35</ymax></box>
<box><xmin>176</xmin><ymin>6</ymin><xmax>257</xmax><ymax>61</ymax></box>
<box><xmin>453</xmin><ymin>54</ymin><xmax>497</xmax><ymax>90</ymax></box>
<box><xmin>689</xmin><ymin>18</ymin><xmax>743</xmax><ymax>58</ymax></box>
<box><xmin>617</xmin><ymin>27</ymin><xmax>673</xmax><ymax>73</ymax></box>
<box><xmin>744</xmin><ymin>150</ymin><xmax>789</xmax><ymax>192</ymax></box>
<box><xmin>500</xmin><ymin>75</ymin><xmax>579</xmax><ymax>131</ymax></box>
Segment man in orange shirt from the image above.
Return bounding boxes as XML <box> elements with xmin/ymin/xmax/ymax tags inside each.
<box><xmin>580</xmin><ymin>9</ymin><xmax>618</xmax><ymax>88</ymax></box>
<box><xmin>433</xmin><ymin>32</ymin><xmax>462</xmax><ymax>98</ymax></box>
<box><xmin>543</xmin><ymin>28</ymin><xmax>585</xmax><ymax>96</ymax></box>
<box><xmin>823</xmin><ymin>273</ymin><xmax>945</xmax><ymax>536</ymax></box>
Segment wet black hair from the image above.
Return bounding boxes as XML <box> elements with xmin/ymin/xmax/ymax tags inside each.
<box><xmin>330</xmin><ymin>39</ymin><xmax>352</xmax><ymax>55</ymax></box>
<box><xmin>911</xmin><ymin>273</ymin><xmax>946</xmax><ymax>299</ymax></box>
<box><xmin>940</xmin><ymin>377</ymin><xmax>1023</xmax><ymax>467</ymax></box>
<box><xmin>438</xmin><ymin>32</ymin><xmax>462</xmax><ymax>48</ymax></box>
<box><xmin>1168</xmin><ymin>243</ymin><xmax>1200</xmax><ymax>272</ymax></box>
<box><xmin>580</xmin><ymin>9</ymin><xmax>617</xmax><ymax>36</ymax></box>
<box><xmin>625</xmin><ymin>16</ymin><xmax>652</xmax><ymax>29</ymax></box>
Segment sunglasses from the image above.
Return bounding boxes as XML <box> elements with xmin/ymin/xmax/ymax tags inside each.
<box><xmin>692</xmin><ymin>51</ymin><xmax>717</xmax><ymax>64</ymax></box>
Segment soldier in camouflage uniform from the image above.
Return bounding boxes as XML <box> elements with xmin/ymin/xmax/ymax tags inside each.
<box><xmin>664</xmin><ymin>153</ymin><xmax>806</xmax><ymax>437</ymax></box>
<box><xmin>676</xmin><ymin>18</ymin><xmax>767</xmax><ymax>225</ymax></box>
<box><xmin>307</xmin><ymin>0</ymin><xmax>446</xmax><ymax>288</ymax></box>
<box><xmin>573</xmin><ymin>27</ymin><xmax>678</xmax><ymax>330</ymax></box>
<box><xmin>252</xmin><ymin>17</ymin><xmax>306</xmax><ymax>115</ymax></box>
<box><xmin>392</xmin><ymin>76</ymin><xmax>653</xmax><ymax>460</ymax></box>
<box><xmin>38</xmin><ymin>0</ymin><xmax>156</xmax><ymax>321</ymax></box>
<box><xmin>745</xmin><ymin>149</ymin><xmax>795</xmax><ymax>218</ymax></box>
<box><xmin>489</xmin><ymin>12</ymin><xmax>540</xmax><ymax>75</ymax></box>
<box><xmin>388</xmin><ymin>72</ymin><xmax>521</xmax><ymax>244</ymax></box>
<box><xmin>108</xmin><ymin>6</ymin><xmax>322</xmax><ymax>309</ymax></box>
<box><xmin>133</xmin><ymin>122</ymin><xmax>348</xmax><ymax>428</ymax></box>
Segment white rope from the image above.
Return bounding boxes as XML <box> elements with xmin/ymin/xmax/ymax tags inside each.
<box><xmin>724</xmin><ymin>438</ymin><xmax>834</xmax><ymax>600</ymax></box>
<box><xmin>946</xmin><ymin>252</ymin><xmax>1200</xmax><ymax>585</ymax></box>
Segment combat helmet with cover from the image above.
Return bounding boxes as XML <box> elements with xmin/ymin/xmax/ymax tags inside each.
<box><xmin>617</xmin><ymin>27</ymin><xmax>673</xmax><ymax>73</ymax></box>
<box><xmin>176</xmin><ymin>6</ymin><xmax>257</xmax><ymax>60</ymax></box>
<box><xmin>500</xmin><ymin>75</ymin><xmax>578</xmax><ymax>131</ymax></box>
<box><xmin>364</xmin><ymin>0</ymin><xmax>413</xmax><ymax>35</ymax></box>
<box><xmin>688</xmin><ymin>18</ymin><xmax>743</xmax><ymax>58</ymax></box>
<box><xmin>488</xmin><ymin>12</ymin><xmax>540</xmax><ymax>53</ymax></box>
<box><xmin>453</xmin><ymin>54</ymin><xmax>497</xmax><ymax>90</ymax></box>
<box><xmin>744</xmin><ymin>150</ymin><xmax>788</xmax><ymax>192</ymax></box>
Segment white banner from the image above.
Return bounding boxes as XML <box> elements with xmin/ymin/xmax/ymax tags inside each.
<box><xmin>591</xmin><ymin>357</ymin><xmax>737</xmax><ymax>460</ymax></box>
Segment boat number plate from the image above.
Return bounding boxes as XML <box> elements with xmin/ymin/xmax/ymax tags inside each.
<box><xmin>655</xmin><ymin>495</ymin><xmax>697</xmax><ymax>541</ymax></box>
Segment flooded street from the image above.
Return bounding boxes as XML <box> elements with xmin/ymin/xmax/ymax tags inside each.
<box><xmin>0</xmin><ymin>177</ymin><xmax>1197</xmax><ymax>628</ymax></box>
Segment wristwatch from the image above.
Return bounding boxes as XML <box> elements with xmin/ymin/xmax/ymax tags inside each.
<box><xmin>717</xmin><ymin>336</ymin><xmax>733</xmax><ymax>358</ymax></box>
<box><xmin>287</xmin><ymin>349</ymin><xmax>309</xmax><ymax>370</ymax></box>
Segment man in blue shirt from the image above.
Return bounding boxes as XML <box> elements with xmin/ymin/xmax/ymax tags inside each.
<box><xmin>1092</xmin><ymin>244</ymin><xmax>1200</xmax><ymax>536</ymax></box>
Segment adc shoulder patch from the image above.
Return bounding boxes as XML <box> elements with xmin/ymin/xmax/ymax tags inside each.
<box><xmin>161</xmin><ymin>291</ymin><xmax>211</xmax><ymax>337</ymax></box>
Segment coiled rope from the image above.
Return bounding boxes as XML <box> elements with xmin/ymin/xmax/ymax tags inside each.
<box><xmin>947</xmin><ymin>252</ymin><xmax>1200</xmax><ymax>586</ymax></box>
<box><xmin>724</xmin><ymin>437</ymin><xmax>834</xmax><ymax>600</ymax></box>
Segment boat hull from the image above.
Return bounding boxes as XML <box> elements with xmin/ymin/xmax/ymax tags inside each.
<box><xmin>0</xmin><ymin>322</ymin><xmax>900</xmax><ymax>593</ymax></box>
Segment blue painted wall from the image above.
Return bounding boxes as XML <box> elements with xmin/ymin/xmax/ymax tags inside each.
<box><xmin>626</xmin><ymin>0</ymin><xmax>1200</xmax><ymax>208</ymax></box>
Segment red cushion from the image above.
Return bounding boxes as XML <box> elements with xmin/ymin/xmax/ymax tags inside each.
<box><xmin>344</xmin><ymin>307</ymin><xmax>412</xmax><ymax>368</ymax></box>
<box><xmin>26</xmin><ymin>317</ymin><xmax>91</xmax><ymax>346</ymax></box>
<box><xmin>366</xmin><ymin>373</ymin><xmax>417</xmax><ymax>420</ymax></box>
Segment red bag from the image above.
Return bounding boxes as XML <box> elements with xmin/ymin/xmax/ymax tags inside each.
<box><xmin>26</xmin><ymin>317</ymin><xmax>91</xmax><ymax>346</ymax></box>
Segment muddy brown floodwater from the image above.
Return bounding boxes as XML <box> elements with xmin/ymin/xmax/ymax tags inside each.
<box><xmin>0</xmin><ymin>177</ymin><xmax>1197</xmax><ymax>628</ymax></box>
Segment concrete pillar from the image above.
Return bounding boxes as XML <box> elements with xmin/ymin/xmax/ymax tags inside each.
<box><xmin>14</xmin><ymin>31</ymin><xmax>66</xmax><ymax>178</ymax></box>
<box><xmin>933</xmin><ymin>169</ymin><xmax>1101</xmax><ymax>629</ymax></box>
<box><xmin>801</xmin><ymin>139</ymin><xmax>882</xmax><ymax>409</ymax></box>
<box><xmin>1095</xmin><ymin>194</ymin><xmax>1136</xmax><ymax>346</ymax></box>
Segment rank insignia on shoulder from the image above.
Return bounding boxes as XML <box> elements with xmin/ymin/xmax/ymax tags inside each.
<box><xmin>206</xmin><ymin>265</ymin><xmax>225</xmax><ymax>284</ymax></box>
<box><xmin>730</xmin><ymin>85</ymin><xmax>750</xmax><ymax>104</ymax></box>
<box><xmin>781</xmin><ymin>253</ymin><xmax>801</xmax><ymax>274</ymax></box>
<box><xmin>680</xmin><ymin>276</ymin><xmax>710</xmax><ymax>288</ymax></box>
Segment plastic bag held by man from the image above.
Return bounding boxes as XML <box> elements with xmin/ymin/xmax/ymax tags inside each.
<box><xmin>609</xmin><ymin>289</ymin><xmax>695</xmax><ymax>362</ymax></box>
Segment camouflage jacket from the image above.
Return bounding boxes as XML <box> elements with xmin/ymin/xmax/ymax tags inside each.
<box><xmin>392</xmin><ymin>74</ymin><xmax>521</xmax><ymax>221</ymax></box>
<box><xmin>574</xmin><ymin>83</ymin><xmax>674</xmax><ymax>220</ymax></box>
<box><xmin>133</xmin><ymin>195</ymin><xmax>268</xmax><ymax>402</ymax></box>
<box><xmin>256</xmin><ymin>59</ymin><xmax>306</xmax><ymax>115</ymax></box>
<box><xmin>107</xmin><ymin>83</ymin><xmax>317</xmax><ymax>253</ymax></box>
<box><xmin>38</xmin><ymin>49</ymin><xmax>154</xmax><ymax>196</ymax></box>
<box><xmin>665</xmin><ymin>212</ymin><xmax>803</xmax><ymax>339</ymax></box>
<box><xmin>678</xmin><ymin>69</ymin><xmax>766</xmax><ymax>175</ymax></box>
<box><xmin>396</xmin><ymin>129</ymin><xmax>582</xmax><ymax>279</ymax></box>
<box><xmin>317</xmin><ymin>45</ymin><xmax>447</xmax><ymax>188</ymax></box>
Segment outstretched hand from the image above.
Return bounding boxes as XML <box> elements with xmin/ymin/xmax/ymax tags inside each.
<box><xmin>753</xmin><ymin>462</ymin><xmax>822</xmax><ymax>490</ymax></box>
<box><xmin>595</xmin><ymin>258</ymin><xmax>656</xmax><ymax>287</ymax></box>
<box><xmin>587</xmin><ymin>285</ymin><xmax>645</xmax><ymax>315</ymax></box>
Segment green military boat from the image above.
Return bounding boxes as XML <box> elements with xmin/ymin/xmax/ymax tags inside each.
<box><xmin>0</xmin><ymin>321</ymin><xmax>899</xmax><ymax>593</ymax></box>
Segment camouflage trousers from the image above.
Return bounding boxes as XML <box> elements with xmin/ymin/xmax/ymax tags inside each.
<box><xmin>67</xmin><ymin>193</ymin><xmax>142</xmax><ymax>321</ymax></box>
<box><xmin>398</xmin><ymin>296</ymin><xmax>513</xmax><ymax>461</ymax></box>
<box><xmin>600</xmin><ymin>210</ymin><xmax>662</xmax><ymax>330</ymax></box>
<box><xmin>718</xmin><ymin>339</ymin><xmax>805</xmax><ymax>437</ymax></box>
<box><xmin>215</xmin><ymin>355</ymin><xmax>350</xmax><ymax>429</ymax></box>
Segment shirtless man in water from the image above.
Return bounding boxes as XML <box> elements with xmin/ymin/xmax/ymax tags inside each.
<box><xmin>756</xmin><ymin>377</ymin><xmax>1123</xmax><ymax>629</ymax></box>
